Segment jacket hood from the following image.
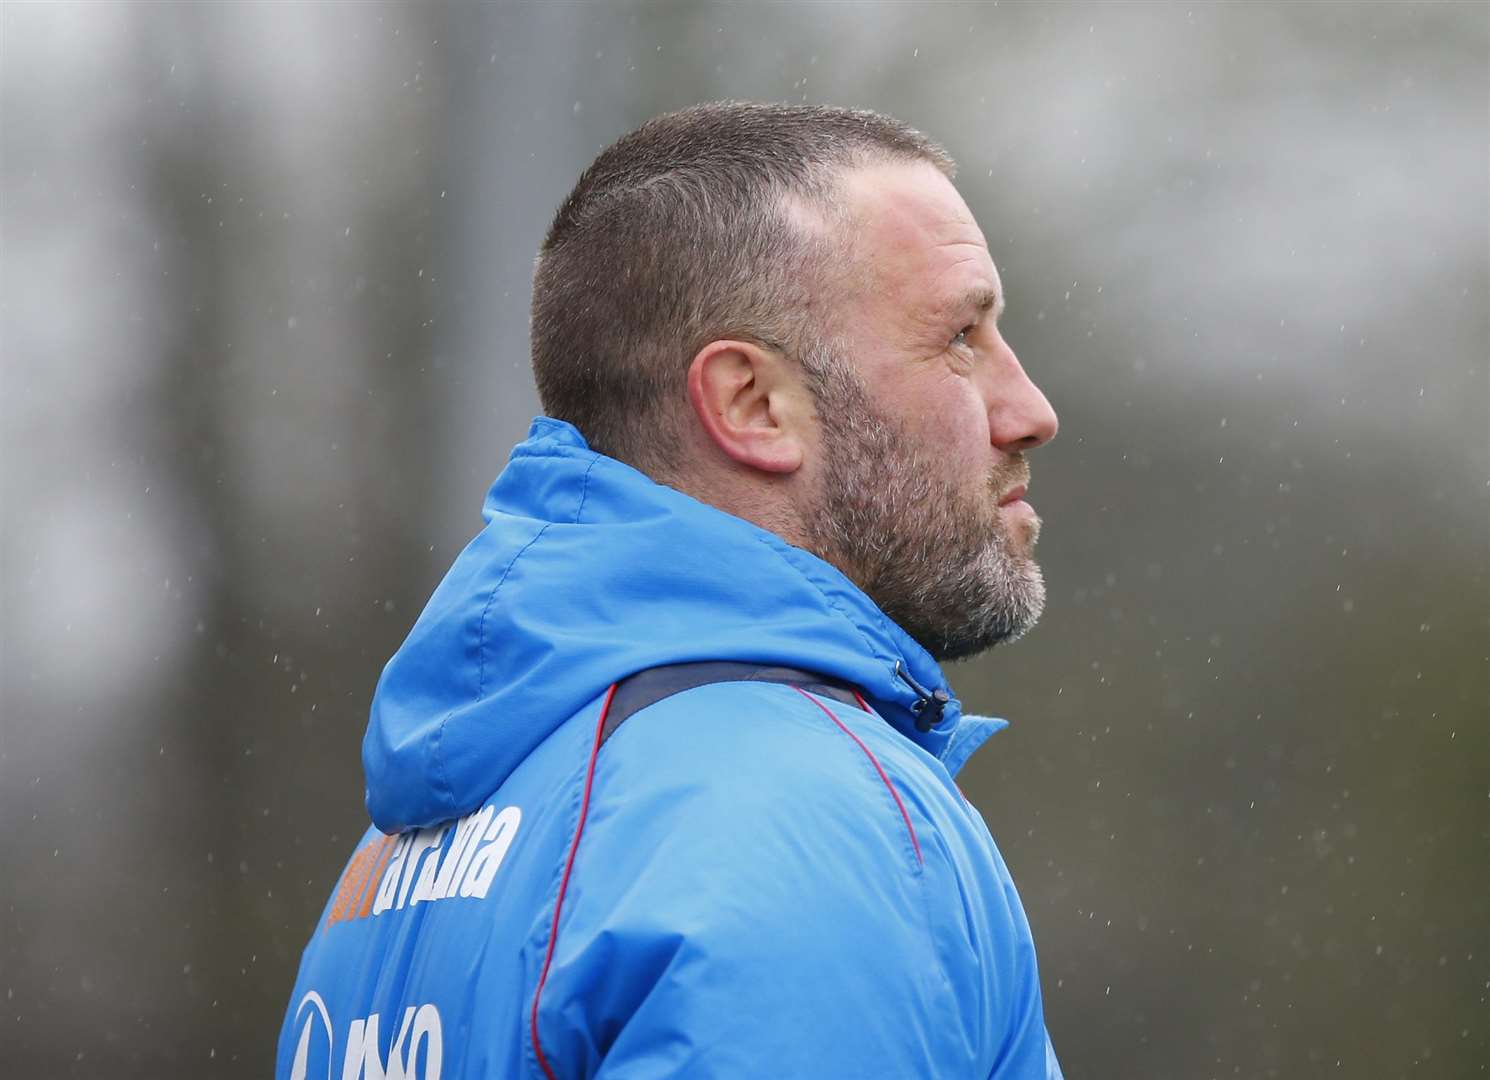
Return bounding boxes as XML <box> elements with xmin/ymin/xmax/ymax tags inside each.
<box><xmin>363</xmin><ymin>417</ymin><xmax>1005</xmax><ymax>832</ymax></box>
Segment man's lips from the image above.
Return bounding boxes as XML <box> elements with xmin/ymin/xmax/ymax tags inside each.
<box><xmin>997</xmin><ymin>483</ymin><xmax>1028</xmax><ymax>507</ymax></box>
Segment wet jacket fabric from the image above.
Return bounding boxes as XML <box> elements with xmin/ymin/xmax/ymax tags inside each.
<box><xmin>277</xmin><ymin>417</ymin><xmax>1063</xmax><ymax>1080</ymax></box>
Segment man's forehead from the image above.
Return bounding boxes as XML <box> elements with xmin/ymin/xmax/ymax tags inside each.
<box><xmin>836</xmin><ymin>160</ymin><xmax>1001</xmax><ymax>303</ymax></box>
<box><xmin>840</xmin><ymin>161</ymin><xmax>982</xmax><ymax>239</ymax></box>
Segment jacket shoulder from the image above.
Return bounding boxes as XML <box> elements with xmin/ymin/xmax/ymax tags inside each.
<box><xmin>534</xmin><ymin>680</ymin><xmax>969</xmax><ymax>1075</ymax></box>
<box><xmin>541</xmin><ymin>679</ymin><xmax>1055</xmax><ymax>1078</ymax></box>
<box><xmin>599</xmin><ymin>679</ymin><xmax>930</xmax><ymax>868</ymax></box>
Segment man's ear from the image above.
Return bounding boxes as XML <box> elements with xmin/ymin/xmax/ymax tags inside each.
<box><xmin>685</xmin><ymin>339</ymin><xmax>810</xmax><ymax>475</ymax></box>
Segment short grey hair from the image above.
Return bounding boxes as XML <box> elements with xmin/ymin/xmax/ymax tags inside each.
<box><xmin>530</xmin><ymin>101</ymin><xmax>955</xmax><ymax>475</ymax></box>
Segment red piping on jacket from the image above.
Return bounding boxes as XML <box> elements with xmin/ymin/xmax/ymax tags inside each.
<box><xmin>531</xmin><ymin>682</ymin><xmax>617</xmax><ymax>1080</ymax></box>
<box><xmin>530</xmin><ymin>680</ymin><xmax>923</xmax><ymax>1079</ymax></box>
<box><xmin>794</xmin><ymin>686</ymin><xmax>924</xmax><ymax>867</ymax></box>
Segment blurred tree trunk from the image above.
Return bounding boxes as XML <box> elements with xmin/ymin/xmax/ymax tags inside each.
<box><xmin>122</xmin><ymin>4</ymin><xmax>444</xmax><ymax>1068</ymax></box>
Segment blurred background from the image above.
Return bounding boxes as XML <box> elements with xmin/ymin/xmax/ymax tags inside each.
<box><xmin>2</xmin><ymin>2</ymin><xmax>1486</xmax><ymax>1076</ymax></box>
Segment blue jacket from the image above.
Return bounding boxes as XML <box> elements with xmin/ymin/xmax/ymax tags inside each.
<box><xmin>277</xmin><ymin>417</ymin><xmax>1062</xmax><ymax>1079</ymax></box>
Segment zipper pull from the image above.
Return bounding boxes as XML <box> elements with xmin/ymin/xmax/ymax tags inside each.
<box><xmin>895</xmin><ymin>660</ymin><xmax>950</xmax><ymax>732</ymax></box>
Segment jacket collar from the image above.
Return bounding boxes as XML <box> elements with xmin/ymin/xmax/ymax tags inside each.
<box><xmin>363</xmin><ymin>417</ymin><xmax>1003</xmax><ymax>832</ymax></box>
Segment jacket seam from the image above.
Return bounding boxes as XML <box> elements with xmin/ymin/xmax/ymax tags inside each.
<box><xmin>914</xmin><ymin>829</ymin><xmax>972</xmax><ymax>1067</ymax></box>
<box><xmin>795</xmin><ymin>688</ymin><xmax>925</xmax><ymax>878</ymax></box>
<box><xmin>527</xmin><ymin>766</ymin><xmax>582</xmax><ymax>1080</ymax></box>
<box><xmin>810</xmin><ymin>691</ymin><xmax>958</xmax><ymax>1057</ymax></box>
<box><xmin>448</xmin><ymin>453</ymin><xmax>594</xmax><ymax>811</ymax></box>
<box><xmin>572</xmin><ymin>454</ymin><xmax>600</xmax><ymax>522</ymax></box>
<box><xmin>426</xmin><ymin>521</ymin><xmax>552</xmax><ymax>818</ymax></box>
<box><xmin>526</xmin><ymin>685</ymin><xmax>616</xmax><ymax>1080</ymax></box>
<box><xmin>477</xmin><ymin>523</ymin><xmax>554</xmax><ymax>701</ymax></box>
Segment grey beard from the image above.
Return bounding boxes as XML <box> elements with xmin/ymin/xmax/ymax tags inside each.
<box><xmin>798</xmin><ymin>352</ymin><xmax>1046</xmax><ymax>662</ymax></box>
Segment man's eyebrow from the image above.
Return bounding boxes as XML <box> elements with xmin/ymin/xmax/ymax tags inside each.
<box><xmin>942</xmin><ymin>286</ymin><xmax>1005</xmax><ymax>321</ymax></box>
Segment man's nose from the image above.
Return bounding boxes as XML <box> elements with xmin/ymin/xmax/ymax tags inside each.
<box><xmin>987</xmin><ymin>346</ymin><xmax>1058</xmax><ymax>453</ymax></box>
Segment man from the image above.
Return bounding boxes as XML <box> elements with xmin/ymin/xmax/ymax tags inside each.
<box><xmin>278</xmin><ymin>103</ymin><xmax>1062</xmax><ymax>1079</ymax></box>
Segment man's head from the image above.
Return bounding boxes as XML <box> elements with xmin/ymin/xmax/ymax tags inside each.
<box><xmin>532</xmin><ymin>103</ymin><xmax>1058</xmax><ymax>660</ymax></box>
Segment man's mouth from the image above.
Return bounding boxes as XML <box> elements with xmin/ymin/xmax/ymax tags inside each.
<box><xmin>997</xmin><ymin>484</ymin><xmax>1028</xmax><ymax>507</ymax></box>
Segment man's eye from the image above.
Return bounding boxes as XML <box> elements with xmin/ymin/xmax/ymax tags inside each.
<box><xmin>951</xmin><ymin>326</ymin><xmax>974</xmax><ymax>349</ymax></box>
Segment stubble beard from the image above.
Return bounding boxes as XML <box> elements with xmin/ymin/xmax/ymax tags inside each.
<box><xmin>798</xmin><ymin>351</ymin><xmax>1047</xmax><ymax>663</ymax></box>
